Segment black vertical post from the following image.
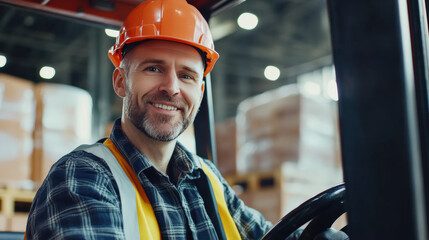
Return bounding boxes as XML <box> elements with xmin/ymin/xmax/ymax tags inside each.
<box><xmin>87</xmin><ymin>28</ymin><xmax>115</xmax><ymax>138</ymax></box>
<box><xmin>328</xmin><ymin>0</ymin><xmax>428</xmax><ymax>239</ymax></box>
<box><xmin>194</xmin><ymin>74</ymin><xmax>218</xmax><ymax>165</ymax></box>
<box><xmin>193</xmin><ymin>12</ymin><xmax>218</xmax><ymax>165</ymax></box>
<box><xmin>409</xmin><ymin>0</ymin><xmax>429</xmax><ymax>226</ymax></box>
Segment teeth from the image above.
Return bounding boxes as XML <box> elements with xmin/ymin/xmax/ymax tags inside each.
<box><xmin>152</xmin><ymin>103</ymin><xmax>178</xmax><ymax>111</ymax></box>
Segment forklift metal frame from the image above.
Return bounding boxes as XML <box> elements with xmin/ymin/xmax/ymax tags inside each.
<box><xmin>328</xmin><ymin>0</ymin><xmax>429</xmax><ymax>239</ymax></box>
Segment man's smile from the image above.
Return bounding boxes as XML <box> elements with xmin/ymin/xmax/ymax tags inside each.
<box><xmin>151</xmin><ymin>103</ymin><xmax>179</xmax><ymax>111</ymax></box>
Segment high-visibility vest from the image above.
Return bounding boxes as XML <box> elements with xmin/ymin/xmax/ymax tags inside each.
<box><xmin>79</xmin><ymin>138</ymin><xmax>241</xmax><ymax>240</ymax></box>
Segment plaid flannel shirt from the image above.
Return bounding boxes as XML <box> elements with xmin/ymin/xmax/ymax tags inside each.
<box><xmin>26</xmin><ymin>119</ymin><xmax>272</xmax><ymax>239</ymax></box>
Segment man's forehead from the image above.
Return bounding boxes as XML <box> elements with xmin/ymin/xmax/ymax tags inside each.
<box><xmin>123</xmin><ymin>40</ymin><xmax>200</xmax><ymax>58</ymax></box>
<box><xmin>125</xmin><ymin>40</ymin><xmax>206</xmax><ymax>74</ymax></box>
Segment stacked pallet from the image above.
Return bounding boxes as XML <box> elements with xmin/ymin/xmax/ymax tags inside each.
<box><xmin>0</xmin><ymin>184</ymin><xmax>36</xmax><ymax>231</ymax></box>
<box><xmin>236</xmin><ymin>84</ymin><xmax>341</xmax><ymax>173</ymax></box>
<box><xmin>0</xmin><ymin>74</ymin><xmax>35</xmax><ymax>184</ymax></box>
<box><xmin>0</xmin><ymin>74</ymin><xmax>36</xmax><ymax>231</ymax></box>
<box><xmin>0</xmin><ymin>75</ymin><xmax>95</xmax><ymax>231</ymax></box>
<box><xmin>236</xmin><ymin>86</ymin><xmax>301</xmax><ymax>173</ymax></box>
<box><xmin>218</xmin><ymin>83</ymin><xmax>344</xmax><ymax>226</ymax></box>
<box><xmin>0</xmin><ymin>75</ymin><xmax>94</xmax><ymax>185</ymax></box>
<box><xmin>225</xmin><ymin>162</ymin><xmax>343</xmax><ymax>224</ymax></box>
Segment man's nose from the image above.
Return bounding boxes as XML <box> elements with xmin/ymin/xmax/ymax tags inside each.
<box><xmin>158</xmin><ymin>71</ymin><xmax>180</xmax><ymax>96</ymax></box>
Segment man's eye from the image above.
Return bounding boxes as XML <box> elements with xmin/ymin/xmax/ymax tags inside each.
<box><xmin>146</xmin><ymin>66</ymin><xmax>159</xmax><ymax>72</ymax></box>
<box><xmin>181</xmin><ymin>74</ymin><xmax>194</xmax><ymax>80</ymax></box>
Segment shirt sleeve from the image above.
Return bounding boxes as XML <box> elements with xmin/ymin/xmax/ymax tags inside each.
<box><xmin>202</xmin><ymin>159</ymin><xmax>273</xmax><ymax>240</ymax></box>
<box><xmin>26</xmin><ymin>151</ymin><xmax>125</xmax><ymax>240</ymax></box>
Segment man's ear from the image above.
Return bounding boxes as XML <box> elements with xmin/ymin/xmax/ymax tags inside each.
<box><xmin>113</xmin><ymin>68</ymin><xmax>126</xmax><ymax>98</ymax></box>
<box><xmin>199</xmin><ymin>81</ymin><xmax>205</xmax><ymax>102</ymax></box>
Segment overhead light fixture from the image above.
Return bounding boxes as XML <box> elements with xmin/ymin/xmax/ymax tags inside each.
<box><xmin>105</xmin><ymin>28</ymin><xmax>119</xmax><ymax>38</ymax></box>
<box><xmin>40</xmin><ymin>66</ymin><xmax>56</xmax><ymax>79</ymax></box>
<box><xmin>0</xmin><ymin>55</ymin><xmax>6</xmax><ymax>68</ymax></box>
<box><xmin>237</xmin><ymin>12</ymin><xmax>258</xmax><ymax>30</ymax></box>
<box><xmin>264</xmin><ymin>65</ymin><xmax>280</xmax><ymax>81</ymax></box>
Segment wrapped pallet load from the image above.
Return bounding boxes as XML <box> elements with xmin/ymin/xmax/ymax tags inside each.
<box><xmin>230</xmin><ymin>83</ymin><xmax>343</xmax><ymax>223</ymax></box>
<box><xmin>236</xmin><ymin>84</ymin><xmax>341</xmax><ymax>173</ymax></box>
<box><xmin>32</xmin><ymin>83</ymin><xmax>93</xmax><ymax>183</ymax></box>
<box><xmin>0</xmin><ymin>74</ymin><xmax>35</xmax><ymax>185</ymax></box>
<box><xmin>236</xmin><ymin>84</ymin><xmax>301</xmax><ymax>172</ymax></box>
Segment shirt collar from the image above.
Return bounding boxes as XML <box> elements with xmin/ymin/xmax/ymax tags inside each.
<box><xmin>109</xmin><ymin>118</ymin><xmax>203</xmax><ymax>179</ymax></box>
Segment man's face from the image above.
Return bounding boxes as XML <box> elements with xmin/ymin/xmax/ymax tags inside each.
<box><xmin>117</xmin><ymin>40</ymin><xmax>205</xmax><ymax>142</ymax></box>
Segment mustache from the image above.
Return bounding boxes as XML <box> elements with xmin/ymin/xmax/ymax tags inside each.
<box><xmin>146</xmin><ymin>92</ymin><xmax>186</xmax><ymax>109</ymax></box>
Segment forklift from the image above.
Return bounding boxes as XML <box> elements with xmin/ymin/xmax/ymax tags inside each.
<box><xmin>0</xmin><ymin>0</ymin><xmax>427</xmax><ymax>239</ymax></box>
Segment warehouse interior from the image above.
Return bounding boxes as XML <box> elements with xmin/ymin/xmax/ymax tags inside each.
<box><xmin>0</xmin><ymin>0</ymin><xmax>345</xmax><ymax>232</ymax></box>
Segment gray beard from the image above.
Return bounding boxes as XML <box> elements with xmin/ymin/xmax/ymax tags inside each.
<box><xmin>124</xmin><ymin>93</ymin><xmax>192</xmax><ymax>142</ymax></box>
<box><xmin>139</xmin><ymin>109</ymin><xmax>189</xmax><ymax>142</ymax></box>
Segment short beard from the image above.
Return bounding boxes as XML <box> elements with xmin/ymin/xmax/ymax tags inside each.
<box><xmin>124</xmin><ymin>90</ymin><xmax>193</xmax><ymax>142</ymax></box>
<box><xmin>140</xmin><ymin>109</ymin><xmax>190</xmax><ymax>141</ymax></box>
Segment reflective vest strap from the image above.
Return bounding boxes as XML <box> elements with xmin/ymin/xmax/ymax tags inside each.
<box><xmin>200</xmin><ymin>160</ymin><xmax>242</xmax><ymax>240</ymax></box>
<box><xmin>76</xmin><ymin>143</ymin><xmax>141</xmax><ymax>240</ymax></box>
<box><xmin>103</xmin><ymin>139</ymin><xmax>161</xmax><ymax>240</ymax></box>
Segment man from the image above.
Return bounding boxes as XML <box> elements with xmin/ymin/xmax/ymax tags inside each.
<box><xmin>26</xmin><ymin>0</ymin><xmax>272</xmax><ymax>239</ymax></box>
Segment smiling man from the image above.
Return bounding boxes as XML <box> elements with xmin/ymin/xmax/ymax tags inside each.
<box><xmin>116</xmin><ymin>40</ymin><xmax>206</xmax><ymax>174</ymax></box>
<box><xmin>25</xmin><ymin>0</ymin><xmax>272</xmax><ymax>239</ymax></box>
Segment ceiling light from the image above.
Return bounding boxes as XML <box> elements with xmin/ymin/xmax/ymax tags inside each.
<box><xmin>237</xmin><ymin>12</ymin><xmax>258</xmax><ymax>30</ymax></box>
<box><xmin>40</xmin><ymin>66</ymin><xmax>56</xmax><ymax>79</ymax></box>
<box><xmin>264</xmin><ymin>65</ymin><xmax>280</xmax><ymax>81</ymax></box>
<box><xmin>0</xmin><ymin>55</ymin><xmax>6</xmax><ymax>68</ymax></box>
<box><xmin>105</xmin><ymin>28</ymin><xmax>119</xmax><ymax>38</ymax></box>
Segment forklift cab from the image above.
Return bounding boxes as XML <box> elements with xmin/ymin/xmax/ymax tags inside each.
<box><xmin>0</xmin><ymin>0</ymin><xmax>428</xmax><ymax>239</ymax></box>
<box><xmin>265</xmin><ymin>0</ymin><xmax>429</xmax><ymax>239</ymax></box>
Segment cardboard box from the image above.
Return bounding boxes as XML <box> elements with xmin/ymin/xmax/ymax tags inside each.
<box><xmin>236</xmin><ymin>84</ymin><xmax>341</xmax><ymax>173</ymax></box>
<box><xmin>32</xmin><ymin>130</ymin><xmax>87</xmax><ymax>182</ymax></box>
<box><xmin>32</xmin><ymin>83</ymin><xmax>93</xmax><ymax>183</ymax></box>
<box><xmin>34</xmin><ymin>83</ymin><xmax>92</xmax><ymax>135</ymax></box>
<box><xmin>0</xmin><ymin>120</ymin><xmax>33</xmax><ymax>183</ymax></box>
<box><xmin>236</xmin><ymin>85</ymin><xmax>302</xmax><ymax>173</ymax></box>
<box><xmin>0</xmin><ymin>74</ymin><xmax>35</xmax><ymax>122</ymax></box>
<box><xmin>0</xmin><ymin>74</ymin><xmax>35</xmax><ymax>184</ymax></box>
<box><xmin>238</xmin><ymin>89</ymin><xmax>300</xmax><ymax>143</ymax></box>
<box><xmin>215</xmin><ymin>118</ymin><xmax>237</xmax><ymax>175</ymax></box>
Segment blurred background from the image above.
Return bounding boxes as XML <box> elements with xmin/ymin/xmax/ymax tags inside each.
<box><xmin>0</xmin><ymin>0</ymin><xmax>344</xmax><ymax>231</ymax></box>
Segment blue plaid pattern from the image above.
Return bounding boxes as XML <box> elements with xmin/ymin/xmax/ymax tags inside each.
<box><xmin>26</xmin><ymin>119</ymin><xmax>272</xmax><ymax>239</ymax></box>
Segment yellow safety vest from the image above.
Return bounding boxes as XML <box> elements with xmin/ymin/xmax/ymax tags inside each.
<box><xmin>100</xmin><ymin>138</ymin><xmax>241</xmax><ymax>239</ymax></box>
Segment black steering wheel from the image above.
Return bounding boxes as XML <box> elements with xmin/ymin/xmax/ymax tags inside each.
<box><xmin>261</xmin><ymin>184</ymin><xmax>346</xmax><ymax>240</ymax></box>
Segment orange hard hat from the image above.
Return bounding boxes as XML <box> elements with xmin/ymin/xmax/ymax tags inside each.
<box><xmin>108</xmin><ymin>0</ymin><xmax>219</xmax><ymax>76</ymax></box>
